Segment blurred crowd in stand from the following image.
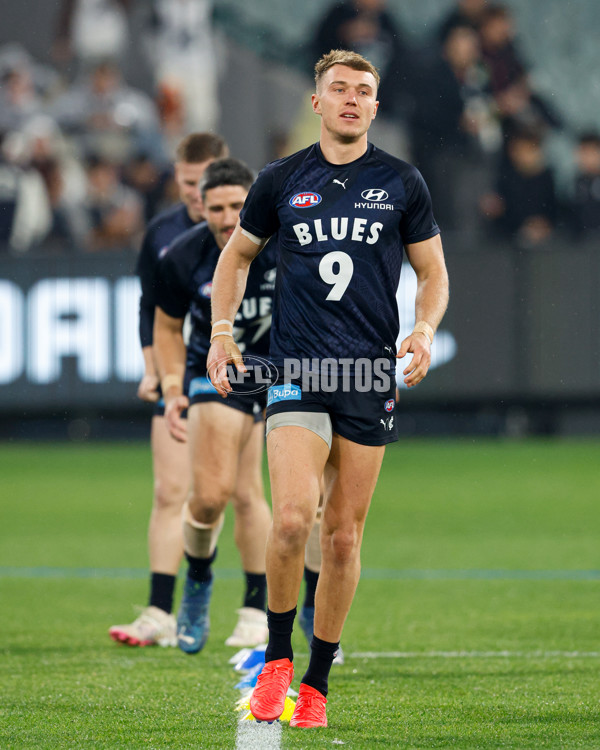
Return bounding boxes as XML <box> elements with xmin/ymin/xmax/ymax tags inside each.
<box><xmin>309</xmin><ymin>0</ymin><xmax>600</xmax><ymax>248</ymax></box>
<box><xmin>1</xmin><ymin>0</ymin><xmax>599</xmax><ymax>256</ymax></box>
<box><xmin>0</xmin><ymin>0</ymin><xmax>219</xmax><ymax>254</ymax></box>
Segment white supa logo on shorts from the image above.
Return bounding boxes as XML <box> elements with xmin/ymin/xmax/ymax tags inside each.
<box><xmin>380</xmin><ymin>416</ymin><xmax>394</xmax><ymax>431</ymax></box>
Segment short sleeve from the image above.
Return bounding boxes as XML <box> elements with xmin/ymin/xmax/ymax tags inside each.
<box><xmin>155</xmin><ymin>249</ymin><xmax>191</xmax><ymax>320</ymax></box>
<box><xmin>239</xmin><ymin>166</ymin><xmax>280</xmax><ymax>239</ymax></box>
<box><xmin>399</xmin><ymin>167</ymin><xmax>440</xmax><ymax>245</ymax></box>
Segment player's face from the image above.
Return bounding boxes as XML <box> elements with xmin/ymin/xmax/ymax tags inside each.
<box><xmin>312</xmin><ymin>65</ymin><xmax>379</xmax><ymax>142</ymax></box>
<box><xmin>174</xmin><ymin>159</ymin><xmax>214</xmax><ymax>222</ymax></box>
<box><xmin>203</xmin><ymin>184</ymin><xmax>248</xmax><ymax>250</ymax></box>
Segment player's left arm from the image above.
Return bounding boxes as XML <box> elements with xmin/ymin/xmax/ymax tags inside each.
<box><xmin>398</xmin><ymin>234</ymin><xmax>449</xmax><ymax>388</ymax></box>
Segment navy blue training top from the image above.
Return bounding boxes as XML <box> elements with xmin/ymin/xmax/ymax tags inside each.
<box><xmin>136</xmin><ymin>203</ymin><xmax>196</xmax><ymax>347</ymax></box>
<box><xmin>239</xmin><ymin>142</ymin><xmax>440</xmax><ymax>369</ymax></box>
<box><xmin>155</xmin><ymin>222</ymin><xmax>277</xmax><ymax>369</ymax></box>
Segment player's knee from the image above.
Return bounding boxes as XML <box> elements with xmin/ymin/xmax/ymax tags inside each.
<box><xmin>188</xmin><ymin>485</ymin><xmax>230</xmax><ymax>525</ymax></box>
<box><xmin>273</xmin><ymin>505</ymin><xmax>312</xmax><ymax>553</ymax></box>
<box><xmin>327</xmin><ymin>527</ymin><xmax>360</xmax><ymax>566</ymax></box>
<box><xmin>154</xmin><ymin>476</ymin><xmax>187</xmax><ymax>513</ymax></box>
<box><xmin>231</xmin><ymin>487</ymin><xmax>262</xmax><ymax>516</ymax></box>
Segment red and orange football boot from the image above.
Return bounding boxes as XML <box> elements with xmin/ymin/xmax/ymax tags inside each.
<box><xmin>289</xmin><ymin>683</ymin><xmax>328</xmax><ymax>728</ymax></box>
<box><xmin>249</xmin><ymin>658</ymin><xmax>295</xmax><ymax>722</ymax></box>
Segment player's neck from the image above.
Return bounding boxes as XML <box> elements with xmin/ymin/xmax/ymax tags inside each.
<box><xmin>319</xmin><ymin>131</ymin><xmax>369</xmax><ymax>165</ymax></box>
<box><xmin>185</xmin><ymin>206</ymin><xmax>204</xmax><ymax>224</ymax></box>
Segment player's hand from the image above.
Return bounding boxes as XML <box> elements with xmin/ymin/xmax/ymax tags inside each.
<box><xmin>165</xmin><ymin>394</ymin><xmax>189</xmax><ymax>442</ymax></box>
<box><xmin>396</xmin><ymin>332</ymin><xmax>431</xmax><ymax>388</ymax></box>
<box><xmin>137</xmin><ymin>373</ymin><xmax>160</xmax><ymax>402</ymax></box>
<box><xmin>206</xmin><ymin>337</ymin><xmax>246</xmax><ymax>398</ymax></box>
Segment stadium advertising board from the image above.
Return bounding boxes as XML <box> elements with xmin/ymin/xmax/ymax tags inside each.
<box><xmin>0</xmin><ymin>254</ymin><xmax>142</xmax><ymax>410</ymax></box>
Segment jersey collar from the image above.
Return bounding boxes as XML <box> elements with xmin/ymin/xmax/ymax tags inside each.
<box><xmin>314</xmin><ymin>141</ymin><xmax>374</xmax><ymax>171</ymax></box>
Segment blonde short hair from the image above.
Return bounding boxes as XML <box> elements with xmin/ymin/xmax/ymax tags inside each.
<box><xmin>314</xmin><ymin>49</ymin><xmax>380</xmax><ymax>91</ymax></box>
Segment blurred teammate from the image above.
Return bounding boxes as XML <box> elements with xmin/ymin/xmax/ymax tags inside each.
<box><xmin>153</xmin><ymin>158</ymin><xmax>276</xmax><ymax>653</ymax></box>
<box><xmin>109</xmin><ymin>133</ymin><xmax>234</xmax><ymax>647</ymax></box>
<box><xmin>208</xmin><ymin>50</ymin><xmax>448</xmax><ymax>726</ymax></box>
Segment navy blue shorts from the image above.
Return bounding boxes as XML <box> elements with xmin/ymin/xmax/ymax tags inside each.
<box><xmin>265</xmin><ymin>362</ymin><xmax>398</xmax><ymax>446</ymax></box>
<box><xmin>185</xmin><ymin>364</ymin><xmax>265</xmax><ymax>422</ymax></box>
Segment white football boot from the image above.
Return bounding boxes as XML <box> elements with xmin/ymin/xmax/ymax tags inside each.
<box><xmin>109</xmin><ymin>606</ymin><xmax>177</xmax><ymax>647</ymax></box>
<box><xmin>225</xmin><ymin>607</ymin><xmax>268</xmax><ymax>647</ymax></box>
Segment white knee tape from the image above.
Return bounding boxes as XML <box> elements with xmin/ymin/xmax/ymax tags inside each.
<box><xmin>182</xmin><ymin>502</ymin><xmax>225</xmax><ymax>558</ymax></box>
<box><xmin>304</xmin><ymin>518</ymin><xmax>321</xmax><ymax>573</ymax></box>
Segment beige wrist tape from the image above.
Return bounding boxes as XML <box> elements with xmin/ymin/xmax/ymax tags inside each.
<box><xmin>413</xmin><ymin>321</ymin><xmax>434</xmax><ymax>344</ymax></box>
<box><xmin>210</xmin><ymin>319</ymin><xmax>234</xmax><ymax>343</ymax></box>
<box><xmin>161</xmin><ymin>373</ymin><xmax>182</xmax><ymax>394</ymax></box>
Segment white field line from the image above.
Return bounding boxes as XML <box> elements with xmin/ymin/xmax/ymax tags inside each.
<box><xmin>349</xmin><ymin>650</ymin><xmax>600</xmax><ymax>659</ymax></box>
<box><xmin>235</xmin><ymin>718</ymin><xmax>282</xmax><ymax>750</ymax></box>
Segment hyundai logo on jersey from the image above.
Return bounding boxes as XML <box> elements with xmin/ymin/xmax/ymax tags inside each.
<box><xmin>384</xmin><ymin>398</ymin><xmax>395</xmax><ymax>412</ymax></box>
<box><xmin>267</xmin><ymin>383</ymin><xmax>302</xmax><ymax>406</ymax></box>
<box><xmin>361</xmin><ymin>189</ymin><xmax>389</xmax><ymax>202</ymax></box>
<box><xmin>290</xmin><ymin>192</ymin><xmax>322</xmax><ymax>208</ymax></box>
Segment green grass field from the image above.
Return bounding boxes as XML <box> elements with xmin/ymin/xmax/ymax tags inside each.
<box><xmin>2</xmin><ymin>439</ymin><xmax>600</xmax><ymax>749</ymax></box>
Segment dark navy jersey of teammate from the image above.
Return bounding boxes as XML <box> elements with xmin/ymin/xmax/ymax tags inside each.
<box><xmin>136</xmin><ymin>203</ymin><xmax>195</xmax><ymax>347</ymax></box>
<box><xmin>155</xmin><ymin>222</ymin><xmax>277</xmax><ymax>368</ymax></box>
<box><xmin>239</xmin><ymin>142</ymin><xmax>440</xmax><ymax>368</ymax></box>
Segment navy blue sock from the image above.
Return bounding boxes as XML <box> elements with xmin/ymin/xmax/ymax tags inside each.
<box><xmin>185</xmin><ymin>548</ymin><xmax>217</xmax><ymax>583</ymax></box>
<box><xmin>243</xmin><ymin>572</ymin><xmax>267</xmax><ymax>611</ymax></box>
<box><xmin>265</xmin><ymin>607</ymin><xmax>296</xmax><ymax>663</ymax></box>
<box><xmin>148</xmin><ymin>572</ymin><xmax>176</xmax><ymax>614</ymax></box>
<box><xmin>302</xmin><ymin>567</ymin><xmax>319</xmax><ymax>610</ymax></box>
<box><xmin>301</xmin><ymin>635</ymin><xmax>340</xmax><ymax>697</ymax></box>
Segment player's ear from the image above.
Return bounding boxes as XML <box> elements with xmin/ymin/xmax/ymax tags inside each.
<box><xmin>312</xmin><ymin>93</ymin><xmax>322</xmax><ymax>116</ymax></box>
<box><xmin>372</xmin><ymin>100</ymin><xmax>379</xmax><ymax>120</ymax></box>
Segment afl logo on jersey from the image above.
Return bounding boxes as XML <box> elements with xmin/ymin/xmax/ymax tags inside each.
<box><xmin>361</xmin><ymin>188</ymin><xmax>389</xmax><ymax>202</ymax></box>
<box><xmin>384</xmin><ymin>398</ymin><xmax>395</xmax><ymax>412</ymax></box>
<box><xmin>200</xmin><ymin>281</ymin><xmax>212</xmax><ymax>298</ymax></box>
<box><xmin>290</xmin><ymin>192</ymin><xmax>322</xmax><ymax>209</ymax></box>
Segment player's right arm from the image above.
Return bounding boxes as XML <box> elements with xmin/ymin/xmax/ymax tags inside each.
<box><xmin>153</xmin><ymin>308</ymin><xmax>188</xmax><ymax>442</ymax></box>
<box><xmin>152</xmin><ymin>239</ymin><xmax>194</xmax><ymax>441</ymax></box>
<box><xmin>137</xmin><ymin>346</ymin><xmax>160</xmax><ymax>402</ymax></box>
<box><xmin>207</xmin><ymin>223</ymin><xmax>266</xmax><ymax>396</ymax></box>
<box><xmin>136</xmin><ymin>227</ymin><xmax>161</xmax><ymax>403</ymax></box>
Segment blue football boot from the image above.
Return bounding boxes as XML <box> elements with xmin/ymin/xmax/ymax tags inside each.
<box><xmin>176</xmin><ymin>576</ymin><xmax>212</xmax><ymax>654</ymax></box>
